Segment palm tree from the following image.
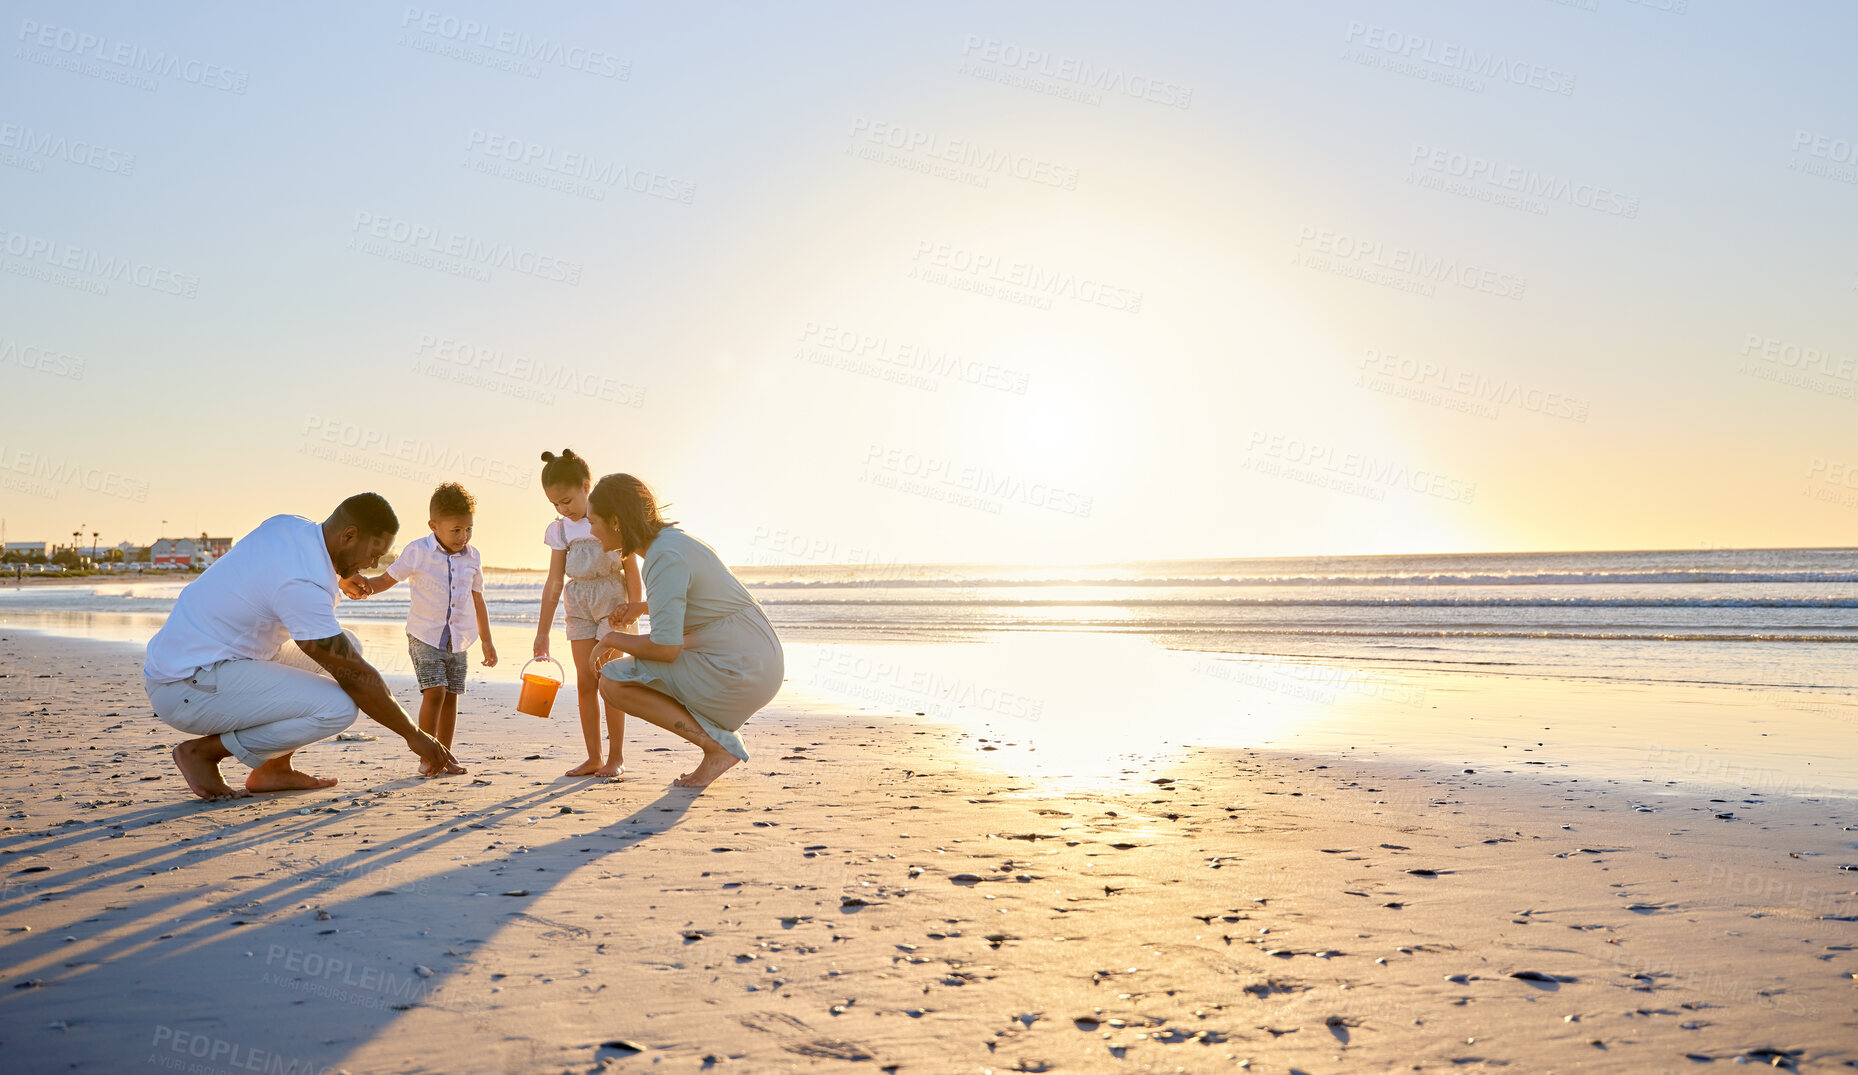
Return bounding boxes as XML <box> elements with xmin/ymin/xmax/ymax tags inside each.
<box><xmin>91</xmin><ymin>531</ymin><xmax>100</xmax><ymax>559</ymax></box>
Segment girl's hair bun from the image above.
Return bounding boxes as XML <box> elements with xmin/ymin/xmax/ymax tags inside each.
<box><xmin>539</xmin><ymin>449</ymin><xmax>591</xmax><ymax>487</ymax></box>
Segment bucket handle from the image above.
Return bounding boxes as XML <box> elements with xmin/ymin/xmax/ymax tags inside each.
<box><xmin>520</xmin><ymin>656</ymin><xmax>564</xmax><ymax>682</ymax></box>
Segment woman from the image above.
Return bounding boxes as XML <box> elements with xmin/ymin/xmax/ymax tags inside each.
<box><xmin>586</xmin><ymin>473</ymin><xmax>784</xmax><ymax>787</ymax></box>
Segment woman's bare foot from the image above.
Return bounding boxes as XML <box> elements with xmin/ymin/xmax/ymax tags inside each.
<box><xmin>564</xmin><ymin>758</ymin><xmax>603</xmax><ymax>777</ymax></box>
<box><xmin>593</xmin><ymin>761</ymin><xmax>625</xmax><ymax>779</ymax></box>
<box><xmin>245</xmin><ymin>756</ymin><xmax>338</xmax><ymax>793</ymax></box>
<box><xmin>172</xmin><ymin>742</ymin><xmax>250</xmax><ymax>801</ymax></box>
<box><xmin>671</xmin><ymin>750</ymin><xmax>738</xmax><ymax>788</ymax></box>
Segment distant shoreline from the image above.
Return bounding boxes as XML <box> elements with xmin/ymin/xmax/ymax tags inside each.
<box><xmin>1</xmin><ymin>569</ymin><xmax>203</xmax><ymax>586</ymax></box>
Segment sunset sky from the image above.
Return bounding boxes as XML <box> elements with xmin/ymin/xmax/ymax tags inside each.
<box><xmin>5</xmin><ymin>1</ymin><xmax>1857</xmax><ymax>568</ymax></box>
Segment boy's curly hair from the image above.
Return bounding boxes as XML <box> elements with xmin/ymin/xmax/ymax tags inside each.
<box><xmin>430</xmin><ymin>482</ymin><xmax>476</xmax><ymax>519</ymax></box>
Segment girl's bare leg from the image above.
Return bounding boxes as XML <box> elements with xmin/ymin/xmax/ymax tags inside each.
<box><xmin>564</xmin><ymin>637</ymin><xmax>604</xmax><ymax>776</ymax></box>
<box><xmin>598</xmin><ymin>680</ymin><xmax>738</xmax><ymax>788</ymax></box>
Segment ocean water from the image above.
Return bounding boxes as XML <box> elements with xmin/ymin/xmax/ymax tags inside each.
<box><xmin>5</xmin><ymin>547</ymin><xmax>1858</xmax><ymax>692</ymax></box>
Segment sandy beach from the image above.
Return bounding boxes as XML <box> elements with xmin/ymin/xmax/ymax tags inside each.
<box><xmin>3</xmin><ymin>629</ymin><xmax>1855</xmax><ymax>1073</ymax></box>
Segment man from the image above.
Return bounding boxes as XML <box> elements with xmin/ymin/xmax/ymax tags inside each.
<box><xmin>143</xmin><ymin>493</ymin><xmax>461</xmax><ymax>800</ymax></box>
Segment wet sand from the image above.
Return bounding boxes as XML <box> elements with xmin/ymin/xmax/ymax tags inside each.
<box><xmin>2</xmin><ymin>630</ymin><xmax>1856</xmax><ymax>1073</ymax></box>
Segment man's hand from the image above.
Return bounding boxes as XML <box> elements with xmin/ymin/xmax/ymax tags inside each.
<box><xmin>406</xmin><ymin>730</ymin><xmax>464</xmax><ymax>775</ymax></box>
<box><xmin>590</xmin><ymin>633</ymin><xmax>622</xmax><ymax>668</ymax></box>
<box><xmin>339</xmin><ymin>575</ymin><xmax>370</xmax><ymax>600</ymax></box>
<box><xmin>607</xmin><ymin>602</ymin><xmax>636</xmax><ymax>630</ymax></box>
<box><xmin>298</xmin><ymin>632</ymin><xmax>430</xmax><ymax>748</ymax></box>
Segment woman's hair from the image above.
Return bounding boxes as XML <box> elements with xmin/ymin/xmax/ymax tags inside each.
<box><xmin>539</xmin><ymin>449</ymin><xmax>591</xmax><ymax>490</ymax></box>
<box><xmin>588</xmin><ymin>473</ymin><xmax>675</xmax><ymax>556</ymax></box>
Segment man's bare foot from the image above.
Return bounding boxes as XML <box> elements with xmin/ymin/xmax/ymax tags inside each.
<box><xmin>172</xmin><ymin>742</ymin><xmax>250</xmax><ymax>801</ymax></box>
<box><xmin>593</xmin><ymin>762</ymin><xmax>625</xmax><ymax>780</ymax></box>
<box><xmin>246</xmin><ymin>757</ymin><xmax>338</xmax><ymax>793</ymax></box>
<box><xmin>564</xmin><ymin>758</ymin><xmax>602</xmax><ymax>777</ymax></box>
<box><xmin>671</xmin><ymin>750</ymin><xmax>738</xmax><ymax>788</ymax></box>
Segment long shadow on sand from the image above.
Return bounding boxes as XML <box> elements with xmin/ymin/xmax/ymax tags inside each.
<box><xmin>0</xmin><ymin>772</ymin><xmax>712</xmax><ymax>1074</ymax></box>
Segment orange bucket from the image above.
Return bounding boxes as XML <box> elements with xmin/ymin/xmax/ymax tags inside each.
<box><xmin>516</xmin><ymin>656</ymin><xmax>565</xmax><ymax>718</ymax></box>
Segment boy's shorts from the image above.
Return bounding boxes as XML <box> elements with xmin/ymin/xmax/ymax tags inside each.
<box><xmin>408</xmin><ymin>634</ymin><xmax>468</xmax><ymax>695</ymax></box>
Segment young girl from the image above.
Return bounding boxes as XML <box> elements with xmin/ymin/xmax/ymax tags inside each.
<box><xmin>533</xmin><ymin>449</ymin><xmax>640</xmax><ymax>778</ymax></box>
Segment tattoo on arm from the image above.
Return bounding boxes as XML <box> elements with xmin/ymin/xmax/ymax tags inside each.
<box><xmin>303</xmin><ymin>633</ymin><xmax>357</xmax><ymax>660</ymax></box>
<box><xmin>301</xmin><ymin>633</ymin><xmax>377</xmax><ymax>691</ymax></box>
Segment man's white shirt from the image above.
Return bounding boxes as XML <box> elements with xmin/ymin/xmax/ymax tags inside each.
<box><xmin>143</xmin><ymin>515</ymin><xmax>343</xmax><ymax>683</ymax></box>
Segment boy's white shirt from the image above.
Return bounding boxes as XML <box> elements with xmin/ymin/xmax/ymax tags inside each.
<box><xmin>387</xmin><ymin>533</ymin><xmax>484</xmax><ymax>652</ymax></box>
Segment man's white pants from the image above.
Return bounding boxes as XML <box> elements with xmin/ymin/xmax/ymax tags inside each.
<box><xmin>144</xmin><ymin>632</ymin><xmax>363</xmax><ymax>769</ymax></box>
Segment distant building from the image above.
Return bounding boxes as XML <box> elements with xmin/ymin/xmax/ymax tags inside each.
<box><xmin>151</xmin><ymin>537</ymin><xmax>233</xmax><ymax>568</ymax></box>
<box><xmin>151</xmin><ymin>538</ymin><xmax>197</xmax><ymax>567</ymax></box>
<box><xmin>3</xmin><ymin>541</ymin><xmax>47</xmax><ymax>558</ymax></box>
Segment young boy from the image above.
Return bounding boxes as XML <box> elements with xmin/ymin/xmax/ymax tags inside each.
<box><xmin>340</xmin><ymin>483</ymin><xmax>496</xmax><ymax>775</ymax></box>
